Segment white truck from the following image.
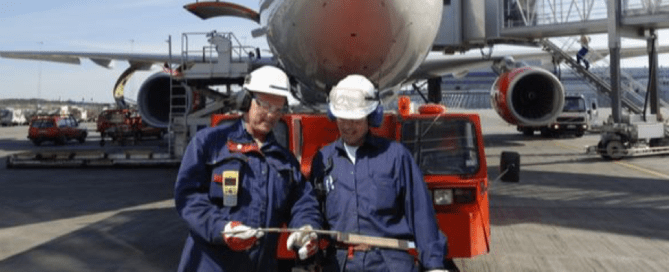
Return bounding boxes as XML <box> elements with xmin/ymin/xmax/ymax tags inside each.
<box><xmin>0</xmin><ymin>108</ymin><xmax>12</xmax><ymax>126</ymax></box>
<box><xmin>518</xmin><ymin>94</ymin><xmax>598</xmax><ymax>137</ymax></box>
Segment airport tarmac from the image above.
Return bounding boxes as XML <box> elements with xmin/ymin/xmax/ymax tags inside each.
<box><xmin>1</xmin><ymin>109</ymin><xmax>668</xmax><ymax>271</ymax></box>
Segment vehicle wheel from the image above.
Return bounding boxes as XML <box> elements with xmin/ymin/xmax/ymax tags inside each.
<box><xmin>540</xmin><ymin>128</ymin><xmax>552</xmax><ymax>137</ymax></box>
<box><xmin>605</xmin><ymin>140</ymin><xmax>626</xmax><ymax>160</ymax></box>
<box><xmin>500</xmin><ymin>151</ymin><xmax>520</xmax><ymax>182</ymax></box>
<box><xmin>32</xmin><ymin>139</ymin><xmax>42</xmax><ymax>146</ymax></box>
<box><xmin>56</xmin><ymin>135</ymin><xmax>67</xmax><ymax>145</ymax></box>
<box><xmin>598</xmin><ymin>141</ymin><xmax>611</xmax><ymax>160</ymax></box>
<box><xmin>78</xmin><ymin>132</ymin><xmax>87</xmax><ymax>143</ymax></box>
<box><xmin>100</xmin><ymin>139</ymin><xmax>106</xmax><ymax>146</ymax></box>
<box><xmin>522</xmin><ymin>128</ymin><xmax>534</xmax><ymax>136</ymax></box>
<box><xmin>575</xmin><ymin>131</ymin><xmax>584</xmax><ymax>137</ymax></box>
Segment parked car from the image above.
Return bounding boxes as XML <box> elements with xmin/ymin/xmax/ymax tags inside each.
<box><xmin>27</xmin><ymin>115</ymin><xmax>87</xmax><ymax>146</ymax></box>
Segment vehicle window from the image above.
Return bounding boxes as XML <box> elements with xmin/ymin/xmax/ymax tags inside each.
<box><xmin>58</xmin><ymin>119</ymin><xmax>68</xmax><ymax>128</ymax></box>
<box><xmin>31</xmin><ymin>119</ymin><xmax>55</xmax><ymax>128</ymax></box>
<box><xmin>563</xmin><ymin>97</ymin><xmax>586</xmax><ymax>112</ymax></box>
<box><xmin>401</xmin><ymin>118</ymin><xmax>480</xmax><ymax>175</ymax></box>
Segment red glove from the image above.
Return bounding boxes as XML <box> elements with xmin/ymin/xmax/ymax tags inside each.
<box><xmin>222</xmin><ymin>221</ymin><xmax>264</xmax><ymax>251</ymax></box>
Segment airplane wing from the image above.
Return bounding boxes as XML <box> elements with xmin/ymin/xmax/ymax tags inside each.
<box><xmin>408</xmin><ymin>44</ymin><xmax>669</xmax><ymax>82</ymax></box>
<box><xmin>0</xmin><ymin>50</ymin><xmax>274</xmax><ymax>70</ymax></box>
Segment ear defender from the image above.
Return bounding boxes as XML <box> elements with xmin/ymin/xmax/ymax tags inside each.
<box><xmin>238</xmin><ymin>89</ymin><xmax>253</xmax><ymax>112</ymax></box>
<box><xmin>326</xmin><ymin>106</ymin><xmax>336</xmax><ymax>121</ymax></box>
<box><xmin>368</xmin><ymin>104</ymin><xmax>384</xmax><ymax>128</ymax></box>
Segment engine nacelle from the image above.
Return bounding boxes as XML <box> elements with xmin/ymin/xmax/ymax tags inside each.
<box><xmin>490</xmin><ymin>67</ymin><xmax>565</xmax><ymax>126</ymax></box>
<box><xmin>137</xmin><ymin>73</ymin><xmax>197</xmax><ymax>128</ymax></box>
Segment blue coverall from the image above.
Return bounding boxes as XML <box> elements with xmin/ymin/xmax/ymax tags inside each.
<box><xmin>311</xmin><ymin>134</ymin><xmax>448</xmax><ymax>272</ymax></box>
<box><xmin>174</xmin><ymin>119</ymin><xmax>322</xmax><ymax>272</ymax></box>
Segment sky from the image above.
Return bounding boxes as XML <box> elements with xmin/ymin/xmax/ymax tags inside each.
<box><xmin>0</xmin><ymin>0</ymin><xmax>667</xmax><ymax>104</ymax></box>
<box><xmin>0</xmin><ymin>0</ymin><xmax>265</xmax><ymax>103</ymax></box>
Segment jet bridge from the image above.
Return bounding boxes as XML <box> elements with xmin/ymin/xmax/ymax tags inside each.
<box><xmin>434</xmin><ymin>0</ymin><xmax>669</xmax><ymax>118</ymax></box>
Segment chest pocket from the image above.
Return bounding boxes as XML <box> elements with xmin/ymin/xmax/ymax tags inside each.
<box><xmin>208</xmin><ymin>155</ymin><xmax>247</xmax><ymax>207</ymax></box>
<box><xmin>372</xmin><ymin>174</ymin><xmax>400</xmax><ymax>215</ymax></box>
<box><xmin>266</xmin><ymin>159</ymin><xmax>295</xmax><ymax>214</ymax></box>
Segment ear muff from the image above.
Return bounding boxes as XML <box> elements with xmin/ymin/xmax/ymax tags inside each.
<box><xmin>238</xmin><ymin>88</ymin><xmax>253</xmax><ymax>112</ymax></box>
<box><xmin>326</xmin><ymin>106</ymin><xmax>336</xmax><ymax>121</ymax></box>
<box><xmin>368</xmin><ymin>104</ymin><xmax>384</xmax><ymax>128</ymax></box>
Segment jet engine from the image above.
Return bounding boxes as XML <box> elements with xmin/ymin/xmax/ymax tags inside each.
<box><xmin>490</xmin><ymin>67</ymin><xmax>565</xmax><ymax>126</ymax></box>
<box><xmin>136</xmin><ymin>73</ymin><xmax>198</xmax><ymax>128</ymax></box>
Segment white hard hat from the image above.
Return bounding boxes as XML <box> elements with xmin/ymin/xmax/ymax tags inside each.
<box><xmin>328</xmin><ymin>74</ymin><xmax>379</xmax><ymax>119</ymax></box>
<box><xmin>243</xmin><ymin>66</ymin><xmax>291</xmax><ymax>98</ymax></box>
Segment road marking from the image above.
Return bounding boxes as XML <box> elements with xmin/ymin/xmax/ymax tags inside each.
<box><xmin>614</xmin><ymin>161</ymin><xmax>669</xmax><ymax>180</ymax></box>
<box><xmin>0</xmin><ymin>199</ymin><xmax>174</xmax><ymax>261</ymax></box>
<box><xmin>552</xmin><ymin>141</ymin><xmax>669</xmax><ymax>180</ymax></box>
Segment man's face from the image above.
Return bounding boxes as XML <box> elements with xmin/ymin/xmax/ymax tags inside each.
<box><xmin>336</xmin><ymin>117</ymin><xmax>368</xmax><ymax>146</ymax></box>
<box><xmin>246</xmin><ymin>92</ymin><xmax>286</xmax><ymax>138</ymax></box>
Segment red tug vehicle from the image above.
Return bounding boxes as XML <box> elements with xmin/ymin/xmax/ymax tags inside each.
<box><xmin>97</xmin><ymin>109</ymin><xmax>166</xmax><ymax>146</ymax></box>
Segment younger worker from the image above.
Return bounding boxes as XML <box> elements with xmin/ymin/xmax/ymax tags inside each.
<box><xmin>311</xmin><ymin>75</ymin><xmax>452</xmax><ymax>272</ymax></box>
<box><xmin>174</xmin><ymin>65</ymin><xmax>321</xmax><ymax>272</ymax></box>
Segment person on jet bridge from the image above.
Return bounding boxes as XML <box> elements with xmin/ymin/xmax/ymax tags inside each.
<box><xmin>310</xmin><ymin>74</ymin><xmax>452</xmax><ymax>272</ymax></box>
<box><xmin>576</xmin><ymin>35</ymin><xmax>591</xmax><ymax>70</ymax></box>
<box><xmin>174</xmin><ymin>65</ymin><xmax>323</xmax><ymax>272</ymax></box>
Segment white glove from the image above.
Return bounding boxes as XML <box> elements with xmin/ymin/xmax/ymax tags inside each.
<box><xmin>222</xmin><ymin>221</ymin><xmax>264</xmax><ymax>251</ymax></box>
<box><xmin>286</xmin><ymin>225</ymin><xmax>318</xmax><ymax>260</ymax></box>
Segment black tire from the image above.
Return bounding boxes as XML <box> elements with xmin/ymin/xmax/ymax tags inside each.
<box><xmin>575</xmin><ymin>130</ymin><xmax>584</xmax><ymax>137</ymax></box>
<box><xmin>605</xmin><ymin>140</ymin><xmax>625</xmax><ymax>160</ymax></box>
<box><xmin>540</xmin><ymin>128</ymin><xmax>552</xmax><ymax>137</ymax></box>
<box><xmin>56</xmin><ymin>135</ymin><xmax>67</xmax><ymax>145</ymax></box>
<box><xmin>78</xmin><ymin>132</ymin><xmax>87</xmax><ymax>143</ymax></box>
<box><xmin>32</xmin><ymin>139</ymin><xmax>42</xmax><ymax>146</ymax></box>
<box><xmin>500</xmin><ymin>151</ymin><xmax>520</xmax><ymax>182</ymax></box>
<box><xmin>522</xmin><ymin>128</ymin><xmax>534</xmax><ymax>136</ymax></box>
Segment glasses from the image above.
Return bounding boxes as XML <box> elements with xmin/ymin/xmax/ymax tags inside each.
<box><xmin>253</xmin><ymin>98</ymin><xmax>287</xmax><ymax>114</ymax></box>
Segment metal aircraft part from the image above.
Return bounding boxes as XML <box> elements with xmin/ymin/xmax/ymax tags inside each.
<box><xmin>136</xmin><ymin>73</ymin><xmax>194</xmax><ymax>129</ymax></box>
<box><xmin>184</xmin><ymin>1</ymin><xmax>259</xmax><ymax>23</ymax></box>
<box><xmin>260</xmin><ymin>0</ymin><xmax>443</xmax><ymax>95</ymax></box>
<box><xmin>490</xmin><ymin>67</ymin><xmax>565</xmax><ymax>126</ymax></box>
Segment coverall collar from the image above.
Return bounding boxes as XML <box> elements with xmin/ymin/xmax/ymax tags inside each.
<box><xmin>333</xmin><ymin>133</ymin><xmax>383</xmax><ymax>154</ymax></box>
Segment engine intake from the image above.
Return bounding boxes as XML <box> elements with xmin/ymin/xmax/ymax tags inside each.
<box><xmin>490</xmin><ymin>67</ymin><xmax>565</xmax><ymax>126</ymax></box>
<box><xmin>137</xmin><ymin>73</ymin><xmax>193</xmax><ymax>128</ymax></box>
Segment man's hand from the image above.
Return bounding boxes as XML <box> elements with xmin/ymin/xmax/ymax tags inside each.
<box><xmin>222</xmin><ymin>221</ymin><xmax>264</xmax><ymax>251</ymax></box>
<box><xmin>286</xmin><ymin>225</ymin><xmax>318</xmax><ymax>260</ymax></box>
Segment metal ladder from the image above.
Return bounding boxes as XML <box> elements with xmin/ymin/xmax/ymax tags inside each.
<box><xmin>540</xmin><ymin>38</ymin><xmax>645</xmax><ymax>114</ymax></box>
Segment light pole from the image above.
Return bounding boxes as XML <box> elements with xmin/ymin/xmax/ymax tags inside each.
<box><xmin>37</xmin><ymin>41</ymin><xmax>43</xmax><ymax>110</ymax></box>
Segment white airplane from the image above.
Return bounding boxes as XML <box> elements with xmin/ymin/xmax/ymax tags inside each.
<box><xmin>0</xmin><ymin>0</ymin><xmax>663</xmax><ymax>129</ymax></box>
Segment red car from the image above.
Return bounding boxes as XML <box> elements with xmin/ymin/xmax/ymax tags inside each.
<box><xmin>28</xmin><ymin>115</ymin><xmax>88</xmax><ymax>146</ymax></box>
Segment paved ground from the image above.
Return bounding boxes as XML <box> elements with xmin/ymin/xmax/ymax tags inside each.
<box><xmin>1</xmin><ymin>110</ymin><xmax>669</xmax><ymax>271</ymax></box>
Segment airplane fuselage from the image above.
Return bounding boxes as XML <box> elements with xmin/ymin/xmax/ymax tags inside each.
<box><xmin>260</xmin><ymin>0</ymin><xmax>443</xmax><ymax>95</ymax></box>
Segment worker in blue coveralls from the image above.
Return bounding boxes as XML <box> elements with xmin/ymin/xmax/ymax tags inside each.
<box><xmin>576</xmin><ymin>35</ymin><xmax>591</xmax><ymax>70</ymax></box>
<box><xmin>174</xmin><ymin>65</ymin><xmax>322</xmax><ymax>272</ymax></box>
<box><xmin>310</xmin><ymin>75</ymin><xmax>452</xmax><ymax>272</ymax></box>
